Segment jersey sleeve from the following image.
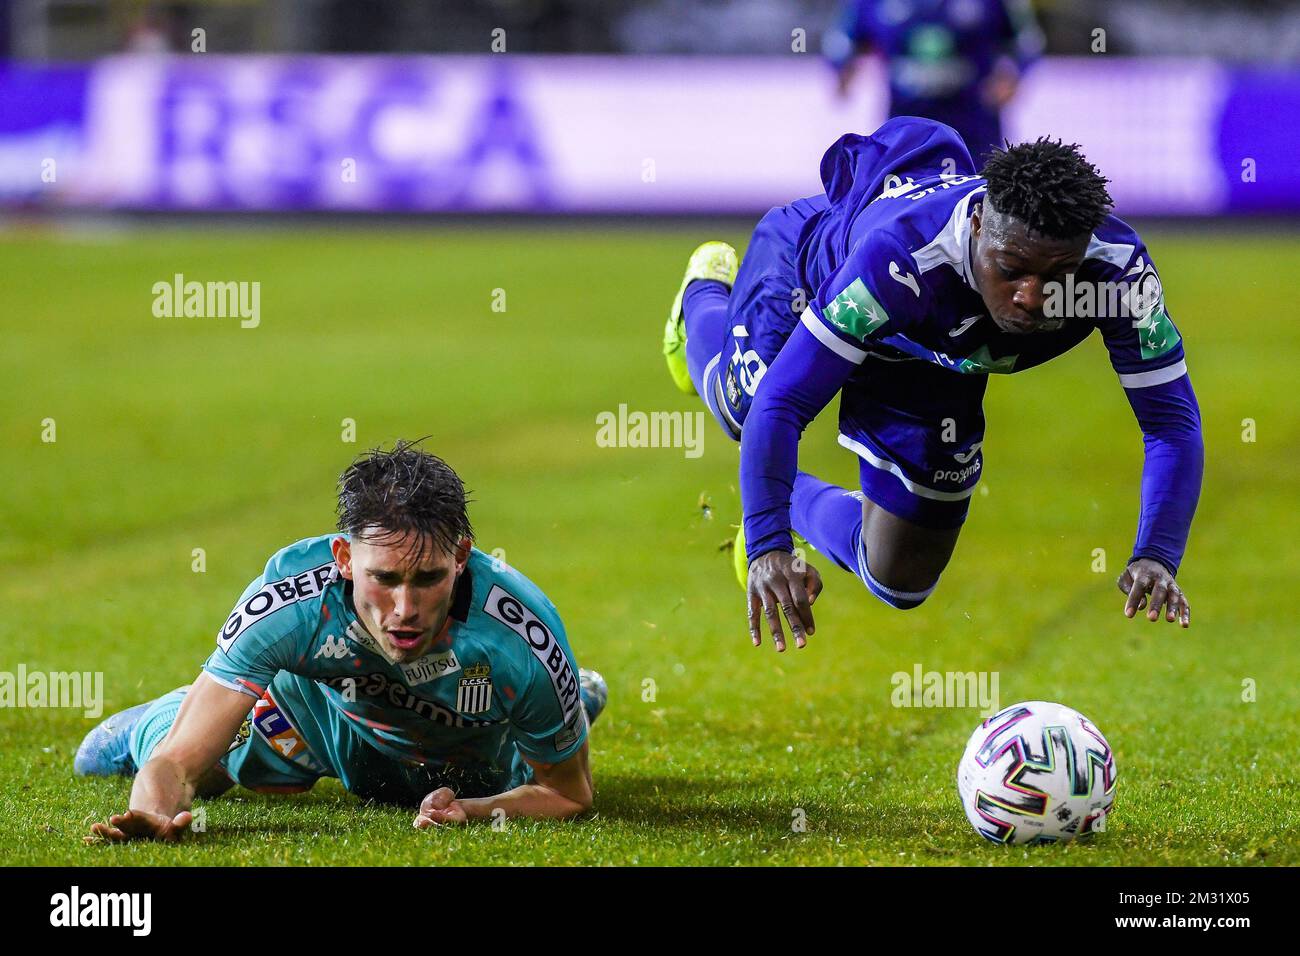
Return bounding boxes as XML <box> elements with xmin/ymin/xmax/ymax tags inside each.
<box><xmin>802</xmin><ymin>232</ymin><xmax>926</xmax><ymax>363</ymax></box>
<box><xmin>1093</xmin><ymin>238</ymin><xmax>1202</xmax><ymax>575</ymax></box>
<box><xmin>504</xmin><ymin>599</ymin><xmax>588</xmax><ymax>766</ymax></box>
<box><xmin>1094</xmin><ymin>242</ymin><xmax>1187</xmax><ymax>389</ymax></box>
<box><xmin>203</xmin><ymin>559</ymin><xmax>325</xmax><ymax>697</ymax></box>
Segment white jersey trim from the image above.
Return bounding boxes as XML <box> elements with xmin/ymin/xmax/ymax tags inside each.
<box><xmin>838</xmin><ymin>434</ymin><xmax>978</xmax><ymax>501</ymax></box>
<box><xmin>1118</xmin><ymin>359</ymin><xmax>1187</xmax><ymax>389</ymax></box>
<box><xmin>913</xmin><ymin>186</ymin><xmax>985</xmax><ymax>288</ymax></box>
<box><xmin>801</xmin><ymin>308</ymin><xmax>868</xmax><ymax>364</ymax></box>
<box><xmin>200</xmin><ymin>670</ymin><xmax>260</xmax><ymax>699</ymax></box>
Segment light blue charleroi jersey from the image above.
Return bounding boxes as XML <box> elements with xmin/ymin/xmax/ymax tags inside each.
<box><xmin>203</xmin><ymin>535</ymin><xmax>587</xmax><ymax>771</ymax></box>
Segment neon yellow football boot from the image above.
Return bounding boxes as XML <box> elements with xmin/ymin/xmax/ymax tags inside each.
<box><xmin>663</xmin><ymin>241</ymin><xmax>739</xmax><ymax>395</ymax></box>
<box><xmin>733</xmin><ymin>524</ymin><xmax>749</xmax><ymax>590</ymax></box>
<box><xmin>734</xmin><ymin>525</ymin><xmax>815</xmax><ymax>591</ymax></box>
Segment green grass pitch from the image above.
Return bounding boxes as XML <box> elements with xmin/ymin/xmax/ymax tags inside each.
<box><xmin>1</xmin><ymin>222</ymin><xmax>1297</xmax><ymax>866</ymax></box>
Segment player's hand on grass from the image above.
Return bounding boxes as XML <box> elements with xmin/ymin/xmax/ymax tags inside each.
<box><xmin>413</xmin><ymin>787</ymin><xmax>469</xmax><ymax>828</ymax></box>
<box><xmin>747</xmin><ymin>550</ymin><xmax>822</xmax><ymax>652</ymax></box>
<box><xmin>85</xmin><ymin>809</ymin><xmax>193</xmax><ymax>844</ymax></box>
<box><xmin>1118</xmin><ymin>558</ymin><xmax>1190</xmax><ymax>628</ymax></box>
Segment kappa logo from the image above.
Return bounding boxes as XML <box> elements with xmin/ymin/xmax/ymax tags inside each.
<box><xmin>457</xmin><ymin>663</ymin><xmax>493</xmax><ymax>714</ymax></box>
<box><xmin>217</xmin><ymin>562</ymin><xmax>335</xmax><ymax>653</ymax></box>
<box><xmin>314</xmin><ymin>635</ymin><xmax>353</xmax><ymax>660</ymax></box>
<box><xmin>483</xmin><ymin>584</ymin><xmax>581</xmax><ymax>723</ymax></box>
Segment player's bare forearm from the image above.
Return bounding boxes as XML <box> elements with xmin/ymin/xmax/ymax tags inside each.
<box><xmin>85</xmin><ymin>757</ymin><xmax>198</xmax><ymax>844</ymax></box>
<box><xmin>128</xmin><ymin>753</ymin><xmax>199</xmax><ymax>818</ymax></box>
<box><xmin>413</xmin><ymin>742</ymin><xmax>592</xmax><ymax>826</ymax></box>
<box><xmin>461</xmin><ymin>781</ymin><xmax>592</xmax><ymax>820</ymax></box>
<box><xmin>87</xmin><ymin>672</ymin><xmax>253</xmax><ymax>843</ymax></box>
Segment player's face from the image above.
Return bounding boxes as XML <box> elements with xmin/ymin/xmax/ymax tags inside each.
<box><xmin>970</xmin><ymin>203</ymin><xmax>1089</xmax><ymax>334</ymax></box>
<box><xmin>332</xmin><ymin>530</ymin><xmax>470</xmax><ymax>663</ymax></box>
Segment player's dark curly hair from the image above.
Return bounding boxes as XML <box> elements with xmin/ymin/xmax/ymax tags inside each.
<box><xmin>980</xmin><ymin>138</ymin><xmax>1113</xmax><ymax>240</ymax></box>
<box><xmin>336</xmin><ymin>439</ymin><xmax>474</xmax><ymax>561</ymax></box>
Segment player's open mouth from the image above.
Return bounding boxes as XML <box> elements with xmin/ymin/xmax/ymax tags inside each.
<box><xmin>386</xmin><ymin>629</ymin><xmax>425</xmax><ymax>649</ymax></box>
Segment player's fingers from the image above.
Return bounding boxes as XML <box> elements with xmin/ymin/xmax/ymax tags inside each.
<box><xmin>92</xmin><ymin>822</ymin><xmax>125</xmax><ymax>842</ymax></box>
<box><xmin>789</xmin><ymin>570</ymin><xmax>816</xmax><ymax>640</ymax></box>
<box><xmin>412</xmin><ymin>811</ymin><xmax>436</xmax><ymax>830</ymax></box>
<box><xmin>172</xmin><ymin>811</ymin><xmax>193</xmax><ymax>831</ymax></box>
<box><xmin>806</xmin><ymin>566</ymin><xmax>823</xmax><ymax>606</ymax></box>
<box><xmin>1174</xmin><ymin>590</ymin><xmax>1191</xmax><ymax>628</ymax></box>
<box><xmin>785</xmin><ymin>579</ymin><xmax>813</xmax><ymax>648</ymax></box>
<box><xmin>419</xmin><ymin>787</ymin><xmax>455</xmax><ymax>816</ymax></box>
<box><xmin>1116</xmin><ymin>567</ymin><xmax>1134</xmax><ymax>594</ymax></box>
<box><xmin>761</xmin><ymin>587</ymin><xmax>788</xmax><ymax>653</ymax></box>
<box><xmin>1146</xmin><ymin>580</ymin><xmax>1169</xmax><ymax>621</ymax></box>
<box><xmin>1164</xmin><ymin>587</ymin><xmax>1181</xmax><ymax>622</ymax></box>
<box><xmin>1124</xmin><ymin>575</ymin><xmax>1147</xmax><ymax>618</ymax></box>
<box><xmin>770</xmin><ymin>579</ymin><xmax>805</xmax><ymax>650</ymax></box>
<box><xmin>747</xmin><ymin>590</ymin><xmax>762</xmax><ymax>647</ymax></box>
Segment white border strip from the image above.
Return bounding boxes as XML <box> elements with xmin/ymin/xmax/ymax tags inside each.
<box><xmin>1117</xmin><ymin>359</ymin><xmax>1187</xmax><ymax>389</ymax></box>
<box><xmin>800</xmin><ymin>308</ymin><xmax>868</xmax><ymax>364</ymax></box>
<box><xmin>838</xmin><ymin>434</ymin><xmax>976</xmax><ymax>502</ymax></box>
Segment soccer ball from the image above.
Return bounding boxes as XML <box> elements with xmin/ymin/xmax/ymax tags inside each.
<box><xmin>957</xmin><ymin>700</ymin><xmax>1117</xmax><ymax>845</ymax></box>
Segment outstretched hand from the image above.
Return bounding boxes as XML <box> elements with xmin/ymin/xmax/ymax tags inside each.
<box><xmin>413</xmin><ymin>787</ymin><xmax>468</xmax><ymax>829</ymax></box>
<box><xmin>86</xmin><ymin>809</ymin><xmax>193</xmax><ymax>844</ymax></box>
<box><xmin>1118</xmin><ymin>558</ymin><xmax>1190</xmax><ymax>628</ymax></box>
<box><xmin>747</xmin><ymin>550</ymin><xmax>822</xmax><ymax>652</ymax></box>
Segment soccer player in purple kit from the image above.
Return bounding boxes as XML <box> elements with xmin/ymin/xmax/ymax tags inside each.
<box><xmin>825</xmin><ymin>0</ymin><xmax>1043</xmax><ymax>162</ymax></box>
<box><xmin>661</xmin><ymin>117</ymin><xmax>1202</xmax><ymax>650</ymax></box>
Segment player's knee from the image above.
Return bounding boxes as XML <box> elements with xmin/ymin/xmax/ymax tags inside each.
<box><xmin>862</xmin><ymin>573</ymin><xmax>939</xmax><ymax>610</ymax></box>
<box><xmin>855</xmin><ymin>537</ymin><xmax>942</xmax><ymax>609</ymax></box>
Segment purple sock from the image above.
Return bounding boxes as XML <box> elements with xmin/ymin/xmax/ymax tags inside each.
<box><xmin>792</xmin><ymin>471</ymin><xmax>937</xmax><ymax>610</ymax></box>
<box><xmin>791</xmin><ymin>471</ymin><xmax>864</xmax><ymax>575</ymax></box>
<box><xmin>683</xmin><ymin>279</ymin><xmax>730</xmax><ymax>396</ymax></box>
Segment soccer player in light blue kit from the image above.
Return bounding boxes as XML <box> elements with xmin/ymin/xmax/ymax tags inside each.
<box><xmin>80</xmin><ymin>442</ymin><xmax>607</xmax><ymax>840</ymax></box>
<box><xmin>662</xmin><ymin>117</ymin><xmax>1202</xmax><ymax>650</ymax></box>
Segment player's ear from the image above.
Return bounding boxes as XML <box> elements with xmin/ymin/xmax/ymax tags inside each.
<box><xmin>454</xmin><ymin>537</ymin><xmax>471</xmax><ymax>570</ymax></box>
<box><xmin>332</xmin><ymin>535</ymin><xmax>354</xmax><ymax>579</ymax></box>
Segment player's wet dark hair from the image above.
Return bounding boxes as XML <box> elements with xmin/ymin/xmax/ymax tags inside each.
<box><xmin>980</xmin><ymin>138</ymin><xmax>1113</xmax><ymax>240</ymax></box>
<box><xmin>336</xmin><ymin>439</ymin><xmax>474</xmax><ymax>563</ymax></box>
